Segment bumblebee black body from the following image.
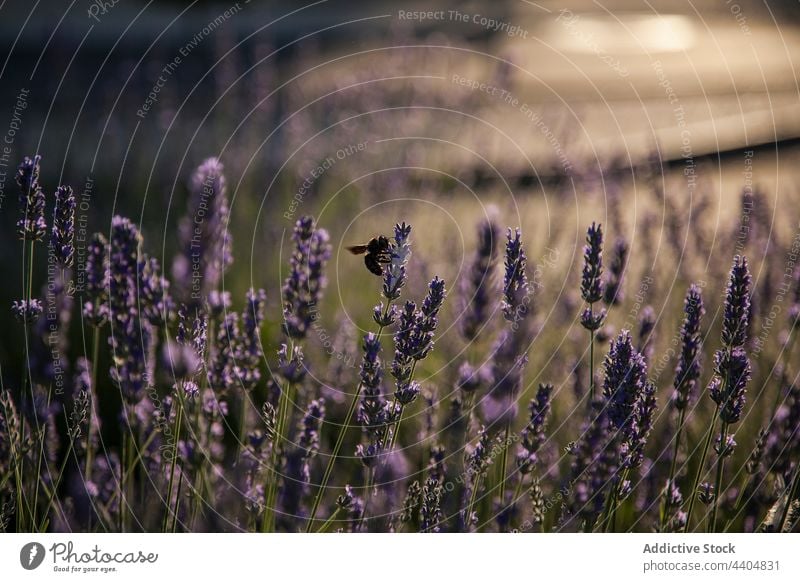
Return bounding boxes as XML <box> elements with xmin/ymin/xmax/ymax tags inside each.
<box><xmin>347</xmin><ymin>235</ymin><xmax>391</xmax><ymax>276</ymax></box>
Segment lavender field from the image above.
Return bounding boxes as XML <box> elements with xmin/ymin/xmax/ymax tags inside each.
<box><xmin>1</xmin><ymin>1</ymin><xmax>800</xmax><ymax>535</ymax></box>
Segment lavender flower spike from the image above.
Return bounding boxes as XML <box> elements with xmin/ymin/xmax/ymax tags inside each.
<box><xmin>710</xmin><ymin>347</ymin><xmax>750</xmax><ymax>424</ymax></box>
<box><xmin>16</xmin><ymin>154</ymin><xmax>47</xmax><ymax>241</ymax></box>
<box><xmin>673</xmin><ymin>285</ymin><xmax>704</xmax><ymax>410</ymax></box>
<box><xmin>603</xmin><ymin>236</ymin><xmax>628</xmax><ymax>306</ymax></box>
<box><xmin>516</xmin><ymin>383</ymin><xmax>554</xmax><ymax>474</ymax></box>
<box><xmin>82</xmin><ymin>233</ymin><xmax>110</xmax><ymax>326</ymax></box>
<box><xmin>298</xmin><ymin>398</ymin><xmax>325</xmax><ymax>485</ymax></box>
<box><xmin>383</xmin><ymin>222</ymin><xmax>412</xmax><ymax>302</ymax></box>
<box><xmin>282</xmin><ymin>216</ymin><xmax>332</xmax><ymax>339</ymax></box>
<box><xmin>236</xmin><ymin>288</ymin><xmax>267</xmax><ymax>390</ymax></box>
<box><xmin>460</xmin><ymin>211</ymin><xmax>500</xmax><ymax>340</ymax></box>
<box><xmin>602</xmin><ymin>330</ymin><xmax>648</xmax><ymax>431</ymax></box>
<box><xmin>172</xmin><ymin>157</ymin><xmax>232</xmax><ymax>305</ymax></box>
<box><xmin>107</xmin><ymin>216</ymin><xmax>153</xmax><ymax>405</ymax></box>
<box><xmin>502</xmin><ymin>227</ymin><xmax>530</xmax><ymax>324</ymax></box>
<box><xmin>581</xmin><ymin>222</ymin><xmax>604</xmax><ymax>305</ymax></box>
<box><xmin>51</xmin><ymin>185</ymin><xmax>76</xmax><ymax>267</ymax></box>
<box><xmin>721</xmin><ymin>255</ymin><xmax>751</xmax><ymax>349</ymax></box>
<box><xmin>12</xmin><ymin>299</ymin><xmax>43</xmax><ymax>325</ymax></box>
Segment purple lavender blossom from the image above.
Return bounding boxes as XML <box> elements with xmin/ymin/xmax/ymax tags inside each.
<box><xmin>602</xmin><ymin>330</ymin><xmax>648</xmax><ymax>431</ymax></box>
<box><xmin>516</xmin><ymin>383</ymin><xmax>554</xmax><ymax>474</ymax></box>
<box><xmin>235</xmin><ymin>288</ymin><xmax>266</xmax><ymax>390</ymax></box>
<box><xmin>358</xmin><ymin>333</ymin><xmax>387</xmax><ymax>465</ymax></box>
<box><xmin>172</xmin><ymin>158</ymin><xmax>233</xmax><ymax>305</ymax></box>
<box><xmin>581</xmin><ymin>222</ymin><xmax>604</xmax><ymax>305</ymax></box>
<box><xmin>387</xmin><ymin>278</ymin><xmax>446</xmax><ymax>407</ymax></box>
<box><xmin>107</xmin><ymin>216</ymin><xmax>153</xmax><ymax>405</ymax></box>
<box><xmin>466</xmin><ymin>426</ymin><xmax>493</xmax><ymax>478</ymax></box>
<box><xmin>460</xmin><ymin>212</ymin><xmax>500</xmax><ymax>340</ymax></box>
<box><xmin>82</xmin><ymin>233</ymin><xmax>109</xmax><ymax>326</ymax></box>
<box><xmin>673</xmin><ymin>285</ymin><xmax>704</xmax><ymax>410</ymax></box>
<box><xmin>698</xmin><ymin>482</ymin><xmax>716</xmax><ymax>504</ymax></box>
<box><xmin>51</xmin><ymin>185</ymin><xmax>76</xmax><ymax>267</ymax></box>
<box><xmin>482</xmin><ymin>328</ymin><xmax>528</xmax><ymax>426</ymax></box>
<box><xmin>566</xmin><ymin>400</ymin><xmax>612</xmax><ymax>526</ymax></box>
<box><xmin>208</xmin><ymin>312</ymin><xmax>241</xmax><ymax>391</ymax></box>
<box><xmin>277</xmin><ymin>342</ymin><xmax>305</xmax><ymax>384</ymax></box>
<box><xmin>282</xmin><ymin>216</ymin><xmax>332</xmax><ymax>339</ymax></box>
<box><xmin>708</xmin><ymin>257</ymin><xmax>752</xmax><ymax>424</ymax></box>
<box><xmin>207</xmin><ymin>290</ymin><xmax>231</xmax><ymax>315</ymax></box>
<box><xmin>382</xmin><ymin>222</ymin><xmax>412</xmax><ymax>302</ymax></box>
<box><xmin>12</xmin><ymin>299</ymin><xmax>43</xmax><ymax>324</ymax></box>
<box><xmin>420</xmin><ymin>476</ymin><xmax>443</xmax><ymax>532</ymax></box>
<box><xmin>620</xmin><ymin>380</ymin><xmax>657</xmax><ymax>469</ymax></box>
<box><xmin>138</xmin><ymin>255</ymin><xmax>173</xmax><ymax>326</ymax></box>
<box><xmin>502</xmin><ymin>227</ymin><xmax>530</xmax><ymax>324</ymax></box>
<box><xmin>637</xmin><ymin>306</ymin><xmax>656</xmax><ymax>365</ymax></box>
<box><xmin>721</xmin><ymin>255</ymin><xmax>751</xmax><ymax>349</ymax></box>
<box><xmin>763</xmin><ymin>383</ymin><xmax>800</xmax><ymax>477</ymax></box>
<box><xmin>710</xmin><ymin>348</ymin><xmax>750</xmax><ymax>424</ymax></box>
<box><xmin>603</xmin><ymin>236</ymin><xmax>628</xmax><ymax>306</ymax></box>
<box><xmin>16</xmin><ymin>155</ymin><xmax>46</xmax><ymax>241</ymax></box>
<box><xmin>298</xmin><ymin>398</ymin><xmax>325</xmax><ymax>485</ymax></box>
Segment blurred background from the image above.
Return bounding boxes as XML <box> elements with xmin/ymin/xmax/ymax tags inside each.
<box><xmin>1</xmin><ymin>0</ymin><xmax>800</xmax><ymax>485</ymax></box>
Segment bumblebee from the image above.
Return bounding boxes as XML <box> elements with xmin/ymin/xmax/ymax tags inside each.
<box><xmin>347</xmin><ymin>235</ymin><xmax>391</xmax><ymax>276</ymax></box>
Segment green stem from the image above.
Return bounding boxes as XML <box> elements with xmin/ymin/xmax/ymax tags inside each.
<box><xmin>709</xmin><ymin>421</ymin><xmax>729</xmax><ymax>532</ymax></box>
<box><xmin>172</xmin><ymin>471</ymin><xmax>184</xmax><ymax>533</ymax></box>
<box><xmin>85</xmin><ymin>327</ymin><xmax>100</xmax><ymax>482</ymax></box>
<box><xmin>685</xmin><ymin>406</ymin><xmax>720</xmax><ymax>531</ymax></box>
<box><xmin>723</xmin><ymin>473</ymin><xmax>752</xmax><ymax>532</ymax></box>
<box><xmin>263</xmin><ymin>377</ymin><xmax>295</xmax><ymax>532</ymax></box>
<box><xmin>304</xmin><ymin>302</ymin><xmax>394</xmax><ymax>532</ymax></box>
<box><xmin>304</xmin><ymin>386</ymin><xmax>360</xmax><ymax>532</ymax></box>
<box><xmin>603</xmin><ymin>468</ymin><xmax>629</xmax><ymax>533</ymax></box>
<box><xmin>510</xmin><ymin>474</ymin><xmax>525</xmax><ymax>531</ymax></box>
<box><xmin>359</xmin><ymin>468</ymin><xmax>376</xmax><ymax>532</ymax></box>
<box><xmin>38</xmin><ymin>439</ymin><xmax>74</xmax><ymax>531</ymax></box>
<box><xmin>661</xmin><ymin>407</ymin><xmax>687</xmax><ymax>529</ymax></box>
<box><xmin>316</xmin><ymin>507</ymin><xmax>341</xmax><ymax>533</ymax></box>
<box><xmin>498</xmin><ymin>422</ymin><xmax>511</xmax><ymax>510</ymax></box>
<box><xmin>588</xmin><ymin>303</ymin><xmax>596</xmax><ymax>401</ymax></box>
<box><xmin>465</xmin><ymin>474</ymin><xmax>483</xmax><ymax>532</ymax></box>
<box><xmin>163</xmin><ymin>395</ymin><xmax>184</xmax><ymax>533</ymax></box>
<box><xmin>32</xmin><ymin>386</ymin><xmax>53</xmax><ymax>526</ymax></box>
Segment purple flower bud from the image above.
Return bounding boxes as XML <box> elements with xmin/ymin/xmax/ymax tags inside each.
<box><xmin>383</xmin><ymin>223</ymin><xmax>412</xmax><ymax>301</ymax></box>
<box><xmin>460</xmin><ymin>212</ymin><xmax>500</xmax><ymax>340</ymax></box>
<box><xmin>51</xmin><ymin>185</ymin><xmax>76</xmax><ymax>267</ymax></box>
<box><xmin>710</xmin><ymin>347</ymin><xmax>750</xmax><ymax>424</ymax></box>
<box><xmin>517</xmin><ymin>383</ymin><xmax>553</xmax><ymax>474</ymax></box>
<box><xmin>722</xmin><ymin>255</ymin><xmax>751</xmax><ymax>349</ymax></box>
<box><xmin>502</xmin><ymin>227</ymin><xmax>530</xmax><ymax>323</ymax></box>
<box><xmin>277</xmin><ymin>342</ymin><xmax>305</xmax><ymax>384</ymax></box>
<box><xmin>83</xmin><ymin>233</ymin><xmax>109</xmax><ymax>326</ymax></box>
<box><xmin>673</xmin><ymin>285</ymin><xmax>704</xmax><ymax>410</ymax></box>
<box><xmin>16</xmin><ymin>155</ymin><xmax>47</xmax><ymax>241</ymax></box>
<box><xmin>12</xmin><ymin>299</ymin><xmax>43</xmax><ymax>324</ymax></box>
<box><xmin>282</xmin><ymin>216</ymin><xmax>331</xmax><ymax>339</ymax></box>
<box><xmin>603</xmin><ymin>236</ymin><xmax>628</xmax><ymax>306</ymax></box>
<box><xmin>580</xmin><ymin>305</ymin><xmax>606</xmax><ymax>331</ymax></box>
<box><xmin>581</xmin><ymin>222</ymin><xmax>604</xmax><ymax>304</ymax></box>
<box><xmin>602</xmin><ymin>330</ymin><xmax>648</xmax><ymax>431</ymax></box>
<box><xmin>172</xmin><ymin>158</ymin><xmax>232</xmax><ymax>305</ymax></box>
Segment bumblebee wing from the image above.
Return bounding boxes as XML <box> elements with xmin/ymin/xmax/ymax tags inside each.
<box><xmin>346</xmin><ymin>244</ymin><xmax>369</xmax><ymax>255</ymax></box>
